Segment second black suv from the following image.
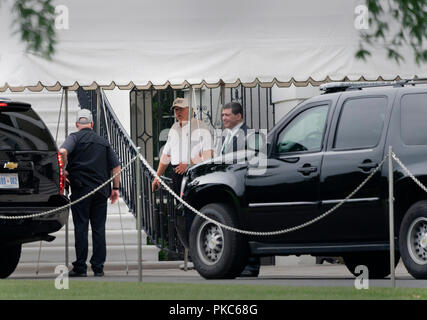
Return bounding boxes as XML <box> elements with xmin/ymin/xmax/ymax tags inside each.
<box><xmin>0</xmin><ymin>99</ymin><xmax>69</xmax><ymax>278</ymax></box>
<box><xmin>177</xmin><ymin>80</ymin><xmax>427</xmax><ymax>280</ymax></box>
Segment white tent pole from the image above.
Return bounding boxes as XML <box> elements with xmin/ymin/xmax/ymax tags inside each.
<box><xmin>188</xmin><ymin>85</ymin><xmax>193</xmax><ymax>168</ymax></box>
<box><xmin>183</xmin><ymin>86</ymin><xmax>193</xmax><ymax>271</ymax></box>
<box><xmin>96</xmin><ymin>88</ymin><xmax>101</xmax><ymax>134</ymax></box>
<box><xmin>136</xmin><ymin>147</ymin><xmax>143</xmax><ymax>282</ymax></box>
<box><xmin>64</xmin><ymin>86</ymin><xmax>69</xmax><ymax>268</ymax></box>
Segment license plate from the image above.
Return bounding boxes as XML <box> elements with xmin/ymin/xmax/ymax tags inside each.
<box><xmin>0</xmin><ymin>173</ymin><xmax>19</xmax><ymax>189</ymax></box>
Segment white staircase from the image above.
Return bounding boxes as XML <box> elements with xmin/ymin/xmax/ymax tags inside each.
<box><xmin>1</xmin><ymin>90</ymin><xmax>159</xmax><ymax>275</ymax></box>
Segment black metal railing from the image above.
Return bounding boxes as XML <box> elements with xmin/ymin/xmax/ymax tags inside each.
<box><xmin>130</xmin><ymin>85</ymin><xmax>276</xmax><ymax>173</ymax></box>
<box><xmin>76</xmin><ymin>84</ymin><xmax>277</xmax><ymax>261</ymax></box>
<box><xmin>81</xmin><ymin>89</ymin><xmax>184</xmax><ymax>259</ymax></box>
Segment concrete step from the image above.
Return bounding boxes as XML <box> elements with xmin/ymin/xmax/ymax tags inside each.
<box><xmin>20</xmin><ymin>245</ymin><xmax>159</xmax><ymax>263</ymax></box>
<box><xmin>35</xmin><ymin>105</ymin><xmax>80</xmax><ymax>114</ymax></box>
<box><xmin>0</xmin><ymin>90</ymin><xmax>80</xmax><ymax>148</ymax></box>
<box><xmin>45</xmin><ymin>123</ymin><xmax>78</xmax><ymax>133</ymax></box>
<box><xmin>63</xmin><ymin>213</ymin><xmax>136</xmax><ymax>231</ymax></box>
<box><xmin>1</xmin><ymin>91</ymin><xmax>80</xmax><ymax>124</ymax></box>
<box><xmin>40</xmin><ymin>114</ymin><xmax>79</xmax><ymax>127</ymax></box>
<box><xmin>24</xmin><ymin>229</ymin><xmax>146</xmax><ymax>247</ymax></box>
<box><xmin>106</xmin><ymin>199</ymin><xmax>135</xmax><ymax>214</ymax></box>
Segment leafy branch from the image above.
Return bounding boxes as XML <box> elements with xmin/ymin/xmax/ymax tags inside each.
<box><xmin>356</xmin><ymin>0</ymin><xmax>427</xmax><ymax>65</ymax></box>
<box><xmin>9</xmin><ymin>0</ymin><xmax>57</xmax><ymax>59</ymax></box>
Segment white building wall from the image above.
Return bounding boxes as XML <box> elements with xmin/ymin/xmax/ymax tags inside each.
<box><xmin>272</xmin><ymin>84</ymin><xmax>320</xmax><ymax>123</ymax></box>
<box><xmin>104</xmin><ymin>88</ymin><xmax>131</xmax><ymax>134</ymax></box>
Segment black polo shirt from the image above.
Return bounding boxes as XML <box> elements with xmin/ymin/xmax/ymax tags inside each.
<box><xmin>61</xmin><ymin>128</ymin><xmax>120</xmax><ymax>198</ymax></box>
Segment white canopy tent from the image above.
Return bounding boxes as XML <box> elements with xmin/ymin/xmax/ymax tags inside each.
<box><xmin>0</xmin><ymin>0</ymin><xmax>425</xmax><ymax>92</ymax></box>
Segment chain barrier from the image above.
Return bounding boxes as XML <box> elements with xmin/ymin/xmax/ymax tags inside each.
<box><xmin>141</xmin><ymin>152</ymin><xmax>389</xmax><ymax>236</ymax></box>
<box><xmin>0</xmin><ymin>153</ymin><xmax>140</xmax><ymax>220</ymax></box>
<box><xmin>392</xmin><ymin>152</ymin><xmax>427</xmax><ymax>193</ymax></box>
<box><xmin>6</xmin><ymin>150</ymin><xmax>419</xmax><ymax>238</ymax></box>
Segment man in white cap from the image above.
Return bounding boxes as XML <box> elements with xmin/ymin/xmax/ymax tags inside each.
<box><xmin>152</xmin><ymin>97</ymin><xmax>213</xmax><ymax>195</ymax></box>
<box><xmin>59</xmin><ymin>108</ymin><xmax>121</xmax><ymax>277</ymax></box>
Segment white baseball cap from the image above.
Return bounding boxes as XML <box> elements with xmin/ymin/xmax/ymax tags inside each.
<box><xmin>76</xmin><ymin>109</ymin><xmax>93</xmax><ymax>124</ymax></box>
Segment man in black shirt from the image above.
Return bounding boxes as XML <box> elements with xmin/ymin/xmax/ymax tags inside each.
<box><xmin>59</xmin><ymin>109</ymin><xmax>121</xmax><ymax>277</ymax></box>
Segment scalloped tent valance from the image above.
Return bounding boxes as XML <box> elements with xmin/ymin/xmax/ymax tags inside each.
<box><xmin>0</xmin><ymin>0</ymin><xmax>425</xmax><ymax>92</ymax></box>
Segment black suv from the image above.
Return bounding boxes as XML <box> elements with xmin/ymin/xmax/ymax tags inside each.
<box><xmin>0</xmin><ymin>99</ymin><xmax>69</xmax><ymax>278</ymax></box>
<box><xmin>177</xmin><ymin>80</ymin><xmax>427</xmax><ymax>279</ymax></box>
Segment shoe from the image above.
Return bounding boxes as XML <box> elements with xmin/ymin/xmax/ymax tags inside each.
<box><xmin>68</xmin><ymin>270</ymin><xmax>87</xmax><ymax>277</ymax></box>
<box><xmin>239</xmin><ymin>258</ymin><xmax>260</xmax><ymax>277</ymax></box>
<box><xmin>239</xmin><ymin>269</ymin><xmax>260</xmax><ymax>277</ymax></box>
<box><xmin>94</xmin><ymin>271</ymin><xmax>104</xmax><ymax>277</ymax></box>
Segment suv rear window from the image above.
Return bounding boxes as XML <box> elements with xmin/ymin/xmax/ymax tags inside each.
<box><xmin>334</xmin><ymin>97</ymin><xmax>387</xmax><ymax>150</ymax></box>
<box><xmin>0</xmin><ymin>109</ymin><xmax>56</xmax><ymax>151</ymax></box>
<box><xmin>401</xmin><ymin>93</ymin><xmax>427</xmax><ymax>145</ymax></box>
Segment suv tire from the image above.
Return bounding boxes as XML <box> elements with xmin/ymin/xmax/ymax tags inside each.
<box><xmin>189</xmin><ymin>203</ymin><xmax>249</xmax><ymax>279</ymax></box>
<box><xmin>343</xmin><ymin>251</ymin><xmax>400</xmax><ymax>279</ymax></box>
<box><xmin>399</xmin><ymin>201</ymin><xmax>427</xmax><ymax>279</ymax></box>
<box><xmin>0</xmin><ymin>244</ymin><xmax>22</xmax><ymax>278</ymax></box>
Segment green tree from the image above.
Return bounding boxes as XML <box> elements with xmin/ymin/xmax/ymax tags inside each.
<box><xmin>3</xmin><ymin>0</ymin><xmax>57</xmax><ymax>59</ymax></box>
<box><xmin>356</xmin><ymin>0</ymin><xmax>427</xmax><ymax>65</ymax></box>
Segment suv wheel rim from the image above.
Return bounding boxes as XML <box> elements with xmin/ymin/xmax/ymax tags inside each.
<box><xmin>196</xmin><ymin>221</ymin><xmax>224</xmax><ymax>266</ymax></box>
<box><xmin>407</xmin><ymin>217</ymin><xmax>427</xmax><ymax>265</ymax></box>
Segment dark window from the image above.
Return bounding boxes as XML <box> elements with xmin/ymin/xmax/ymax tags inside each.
<box><xmin>334</xmin><ymin>97</ymin><xmax>387</xmax><ymax>150</ymax></box>
<box><xmin>401</xmin><ymin>93</ymin><xmax>427</xmax><ymax>145</ymax></box>
<box><xmin>276</xmin><ymin>105</ymin><xmax>328</xmax><ymax>153</ymax></box>
<box><xmin>0</xmin><ymin>109</ymin><xmax>56</xmax><ymax>151</ymax></box>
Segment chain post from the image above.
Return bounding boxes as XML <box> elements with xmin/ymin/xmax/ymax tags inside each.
<box><xmin>388</xmin><ymin>146</ymin><xmax>396</xmax><ymax>288</ymax></box>
<box><xmin>136</xmin><ymin>148</ymin><xmax>143</xmax><ymax>282</ymax></box>
<box><xmin>64</xmin><ymin>86</ymin><xmax>69</xmax><ymax>268</ymax></box>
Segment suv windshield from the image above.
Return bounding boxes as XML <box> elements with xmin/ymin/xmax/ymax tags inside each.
<box><xmin>0</xmin><ymin>109</ymin><xmax>56</xmax><ymax>151</ymax></box>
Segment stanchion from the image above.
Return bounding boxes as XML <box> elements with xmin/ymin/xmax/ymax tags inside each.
<box><xmin>388</xmin><ymin>146</ymin><xmax>396</xmax><ymax>288</ymax></box>
<box><xmin>136</xmin><ymin>148</ymin><xmax>143</xmax><ymax>282</ymax></box>
<box><xmin>64</xmin><ymin>87</ymin><xmax>69</xmax><ymax>268</ymax></box>
<box><xmin>184</xmin><ymin>248</ymin><xmax>189</xmax><ymax>272</ymax></box>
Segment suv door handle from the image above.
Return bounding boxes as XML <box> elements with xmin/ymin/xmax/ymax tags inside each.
<box><xmin>297</xmin><ymin>165</ymin><xmax>317</xmax><ymax>175</ymax></box>
<box><xmin>358</xmin><ymin>162</ymin><xmax>377</xmax><ymax>172</ymax></box>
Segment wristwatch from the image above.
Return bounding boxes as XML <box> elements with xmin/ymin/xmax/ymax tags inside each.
<box><xmin>113</xmin><ymin>186</ymin><xmax>119</xmax><ymax>190</ymax></box>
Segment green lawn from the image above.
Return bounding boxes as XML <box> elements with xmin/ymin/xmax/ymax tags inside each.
<box><xmin>0</xmin><ymin>280</ymin><xmax>426</xmax><ymax>300</ymax></box>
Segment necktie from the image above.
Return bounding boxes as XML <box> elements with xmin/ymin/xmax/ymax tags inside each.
<box><xmin>221</xmin><ymin>131</ymin><xmax>232</xmax><ymax>154</ymax></box>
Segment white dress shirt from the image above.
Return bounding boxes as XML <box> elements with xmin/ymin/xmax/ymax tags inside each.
<box><xmin>220</xmin><ymin>122</ymin><xmax>244</xmax><ymax>154</ymax></box>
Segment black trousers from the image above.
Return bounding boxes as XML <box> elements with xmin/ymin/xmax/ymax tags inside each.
<box><xmin>70</xmin><ymin>188</ymin><xmax>108</xmax><ymax>273</ymax></box>
<box><xmin>171</xmin><ymin>167</ymin><xmax>184</xmax><ymax>195</ymax></box>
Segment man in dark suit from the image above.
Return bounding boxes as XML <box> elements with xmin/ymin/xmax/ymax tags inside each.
<box><xmin>220</xmin><ymin>101</ymin><xmax>249</xmax><ymax>156</ymax></box>
<box><xmin>219</xmin><ymin>101</ymin><xmax>261</xmax><ymax>277</ymax></box>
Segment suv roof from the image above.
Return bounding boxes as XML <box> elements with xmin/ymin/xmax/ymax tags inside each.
<box><xmin>0</xmin><ymin>99</ymin><xmax>31</xmax><ymax>111</ymax></box>
<box><xmin>320</xmin><ymin>78</ymin><xmax>427</xmax><ymax>94</ymax></box>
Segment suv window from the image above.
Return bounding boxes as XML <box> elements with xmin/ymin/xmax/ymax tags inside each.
<box><xmin>334</xmin><ymin>97</ymin><xmax>387</xmax><ymax>150</ymax></box>
<box><xmin>401</xmin><ymin>93</ymin><xmax>427</xmax><ymax>145</ymax></box>
<box><xmin>276</xmin><ymin>105</ymin><xmax>328</xmax><ymax>153</ymax></box>
<box><xmin>0</xmin><ymin>109</ymin><xmax>56</xmax><ymax>151</ymax></box>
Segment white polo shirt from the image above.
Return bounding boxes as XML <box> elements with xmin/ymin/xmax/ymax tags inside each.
<box><xmin>162</xmin><ymin>118</ymin><xmax>213</xmax><ymax>165</ymax></box>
